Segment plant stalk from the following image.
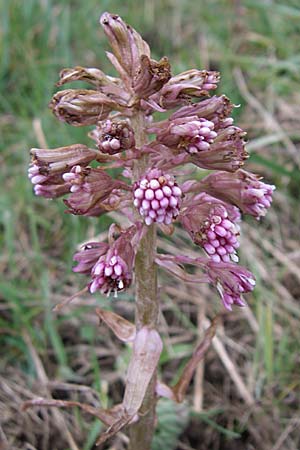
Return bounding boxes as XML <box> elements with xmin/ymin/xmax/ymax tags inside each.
<box><xmin>129</xmin><ymin>111</ymin><xmax>159</xmax><ymax>450</ymax></box>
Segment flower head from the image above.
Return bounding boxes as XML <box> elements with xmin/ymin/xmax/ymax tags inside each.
<box><xmin>100</xmin><ymin>12</ymin><xmax>150</xmax><ymax>82</ymax></box>
<box><xmin>133</xmin><ymin>55</ymin><xmax>171</xmax><ymax>99</ymax></box>
<box><xmin>133</xmin><ymin>169</ymin><xmax>183</xmax><ymax>225</ymax></box>
<box><xmin>151</xmin><ymin>116</ymin><xmax>217</xmax><ymax>154</ymax></box>
<box><xmin>206</xmin><ymin>260</ymin><xmax>256</xmax><ymax>311</ymax></box>
<box><xmin>73</xmin><ymin>230</ymin><xmax>135</xmax><ymax>296</ymax></box>
<box><xmin>90</xmin><ymin>234</ymin><xmax>135</xmax><ymax>296</ymax></box>
<box><xmin>62</xmin><ymin>165</ymin><xmax>127</xmax><ymax>215</ymax></box>
<box><xmin>95</xmin><ymin>119</ymin><xmax>135</xmax><ymax>154</ymax></box>
<box><xmin>148</xmin><ymin>95</ymin><xmax>248</xmax><ymax>172</ymax></box>
<box><xmin>49</xmin><ymin>89</ymin><xmax>119</xmax><ymax>126</ymax></box>
<box><xmin>180</xmin><ymin>197</ymin><xmax>240</xmax><ymax>263</ymax></box>
<box><xmin>29</xmin><ymin>144</ymin><xmax>97</xmax><ymax>175</ymax></box>
<box><xmin>199</xmin><ymin>169</ymin><xmax>275</xmax><ymax>219</ymax></box>
<box><xmin>73</xmin><ymin>242</ymin><xmax>109</xmax><ymax>274</ymax></box>
<box><xmin>150</xmin><ymin>69</ymin><xmax>220</xmax><ymax>109</ymax></box>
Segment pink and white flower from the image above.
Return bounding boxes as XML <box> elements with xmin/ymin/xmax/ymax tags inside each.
<box><xmin>180</xmin><ymin>199</ymin><xmax>240</xmax><ymax>263</ymax></box>
<box><xmin>73</xmin><ymin>232</ymin><xmax>135</xmax><ymax>296</ymax></box>
<box><xmin>133</xmin><ymin>169</ymin><xmax>183</xmax><ymax>225</ymax></box>
<box><xmin>206</xmin><ymin>260</ymin><xmax>256</xmax><ymax>311</ymax></box>
<box><xmin>89</xmin><ymin>234</ymin><xmax>135</xmax><ymax>296</ymax></box>
<box><xmin>95</xmin><ymin>119</ymin><xmax>135</xmax><ymax>155</ymax></box>
<box><xmin>62</xmin><ymin>165</ymin><xmax>129</xmax><ymax>215</ymax></box>
<box><xmin>198</xmin><ymin>169</ymin><xmax>275</xmax><ymax>219</ymax></box>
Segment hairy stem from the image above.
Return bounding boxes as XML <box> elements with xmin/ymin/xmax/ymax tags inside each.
<box><xmin>129</xmin><ymin>112</ymin><xmax>159</xmax><ymax>450</ymax></box>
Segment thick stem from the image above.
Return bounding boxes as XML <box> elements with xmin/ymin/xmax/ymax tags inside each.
<box><xmin>129</xmin><ymin>112</ymin><xmax>159</xmax><ymax>450</ymax></box>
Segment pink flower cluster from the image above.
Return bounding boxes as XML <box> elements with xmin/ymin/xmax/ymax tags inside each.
<box><xmin>28</xmin><ymin>12</ymin><xmax>275</xmax><ymax>310</ymax></box>
<box><xmin>208</xmin><ymin>261</ymin><xmax>256</xmax><ymax>310</ymax></box>
<box><xmin>133</xmin><ymin>169</ymin><xmax>182</xmax><ymax>225</ymax></box>
<box><xmin>155</xmin><ymin>117</ymin><xmax>217</xmax><ymax>154</ymax></box>
<box><xmin>94</xmin><ymin>119</ymin><xmax>135</xmax><ymax>155</ymax></box>
<box><xmin>73</xmin><ymin>231</ymin><xmax>134</xmax><ymax>296</ymax></box>
<box><xmin>196</xmin><ymin>210</ymin><xmax>240</xmax><ymax>263</ymax></box>
<box><xmin>89</xmin><ymin>236</ymin><xmax>134</xmax><ymax>296</ymax></box>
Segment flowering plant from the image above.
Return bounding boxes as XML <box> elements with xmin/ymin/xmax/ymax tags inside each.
<box><xmin>26</xmin><ymin>12</ymin><xmax>274</xmax><ymax>448</ymax></box>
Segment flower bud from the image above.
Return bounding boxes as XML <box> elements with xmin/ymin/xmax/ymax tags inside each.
<box><xmin>63</xmin><ymin>165</ymin><xmax>126</xmax><ymax>215</ymax></box>
<box><xmin>152</xmin><ymin>69</ymin><xmax>220</xmax><ymax>109</ymax></box>
<box><xmin>133</xmin><ymin>55</ymin><xmax>171</xmax><ymax>98</ymax></box>
<box><xmin>180</xmin><ymin>196</ymin><xmax>240</xmax><ymax>263</ymax></box>
<box><xmin>100</xmin><ymin>12</ymin><xmax>150</xmax><ymax>80</ymax></box>
<box><xmin>89</xmin><ymin>233</ymin><xmax>135</xmax><ymax>296</ymax></box>
<box><xmin>30</xmin><ymin>173</ymin><xmax>71</xmax><ymax>198</ymax></box>
<box><xmin>56</xmin><ymin>65</ymin><xmax>120</xmax><ymax>88</ymax></box>
<box><xmin>170</xmin><ymin>95</ymin><xmax>233</xmax><ymax>121</ymax></box>
<box><xmin>133</xmin><ymin>169</ymin><xmax>183</xmax><ymax>226</ymax></box>
<box><xmin>56</xmin><ymin>66</ymin><xmax>132</xmax><ymax>105</ymax></box>
<box><xmin>206</xmin><ymin>260</ymin><xmax>256</xmax><ymax>311</ymax></box>
<box><xmin>29</xmin><ymin>144</ymin><xmax>97</xmax><ymax>176</ymax></box>
<box><xmin>199</xmin><ymin>169</ymin><xmax>275</xmax><ymax>219</ymax></box>
<box><xmin>189</xmin><ymin>125</ymin><xmax>248</xmax><ymax>171</ymax></box>
<box><xmin>73</xmin><ymin>242</ymin><xmax>110</xmax><ymax>274</ymax></box>
<box><xmin>49</xmin><ymin>89</ymin><xmax>118</xmax><ymax>126</ymax></box>
<box><xmin>150</xmin><ymin>116</ymin><xmax>217</xmax><ymax>153</ymax></box>
<box><xmin>95</xmin><ymin>119</ymin><xmax>135</xmax><ymax>154</ymax></box>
